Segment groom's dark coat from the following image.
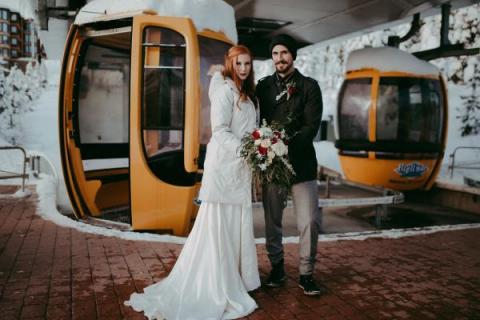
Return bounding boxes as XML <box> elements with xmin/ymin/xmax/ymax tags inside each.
<box><xmin>256</xmin><ymin>69</ymin><xmax>323</xmax><ymax>184</ymax></box>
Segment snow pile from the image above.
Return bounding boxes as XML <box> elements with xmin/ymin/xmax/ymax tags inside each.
<box><xmin>0</xmin><ymin>188</ymin><xmax>32</xmax><ymax>199</ymax></box>
<box><xmin>35</xmin><ymin>174</ymin><xmax>187</xmax><ymax>244</ymax></box>
<box><xmin>314</xmin><ymin>141</ymin><xmax>342</xmax><ymax>173</ymax></box>
<box><xmin>75</xmin><ymin>0</ymin><xmax>238</xmax><ymax>43</ymax></box>
<box><xmin>42</xmin><ymin>60</ymin><xmax>61</xmax><ymax>86</ymax></box>
<box><xmin>346</xmin><ymin>47</ymin><xmax>439</xmax><ymax>76</ymax></box>
<box><xmin>26</xmin><ymin>173</ymin><xmax>480</xmax><ymax>244</ymax></box>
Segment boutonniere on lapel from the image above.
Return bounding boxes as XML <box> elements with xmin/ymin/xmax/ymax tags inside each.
<box><xmin>286</xmin><ymin>81</ymin><xmax>297</xmax><ymax>100</ymax></box>
<box><xmin>275</xmin><ymin>81</ymin><xmax>297</xmax><ymax>102</ymax></box>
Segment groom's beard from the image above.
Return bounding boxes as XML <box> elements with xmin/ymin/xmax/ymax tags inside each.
<box><xmin>275</xmin><ymin>60</ymin><xmax>294</xmax><ymax>76</ymax></box>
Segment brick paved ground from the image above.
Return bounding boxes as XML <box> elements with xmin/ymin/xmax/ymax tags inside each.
<box><xmin>1</xmin><ymin>186</ymin><xmax>479</xmax><ymax>320</ymax></box>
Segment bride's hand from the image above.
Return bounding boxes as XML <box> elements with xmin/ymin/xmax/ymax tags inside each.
<box><xmin>207</xmin><ymin>64</ymin><xmax>224</xmax><ymax>76</ymax></box>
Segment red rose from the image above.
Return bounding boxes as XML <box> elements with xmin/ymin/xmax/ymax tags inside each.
<box><xmin>271</xmin><ymin>137</ymin><xmax>278</xmax><ymax>144</ymax></box>
<box><xmin>287</xmin><ymin>86</ymin><xmax>296</xmax><ymax>96</ymax></box>
<box><xmin>252</xmin><ymin>130</ymin><xmax>261</xmax><ymax>139</ymax></box>
<box><xmin>257</xmin><ymin>146</ymin><xmax>268</xmax><ymax>156</ymax></box>
<box><xmin>273</xmin><ymin>131</ymin><xmax>281</xmax><ymax>138</ymax></box>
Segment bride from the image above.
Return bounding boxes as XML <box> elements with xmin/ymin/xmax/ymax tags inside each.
<box><xmin>125</xmin><ymin>45</ymin><xmax>260</xmax><ymax>319</ymax></box>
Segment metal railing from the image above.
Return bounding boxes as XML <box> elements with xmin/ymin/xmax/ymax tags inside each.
<box><xmin>448</xmin><ymin>146</ymin><xmax>480</xmax><ymax>179</ymax></box>
<box><xmin>0</xmin><ymin>146</ymin><xmax>28</xmax><ymax>192</ymax></box>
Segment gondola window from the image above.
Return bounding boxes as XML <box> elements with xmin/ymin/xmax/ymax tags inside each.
<box><xmin>142</xmin><ymin>27</ymin><xmax>186</xmax><ymax>159</ymax></box>
<box><xmin>338</xmin><ymin>78</ymin><xmax>372</xmax><ymax>142</ymax></box>
<box><xmin>376</xmin><ymin>77</ymin><xmax>444</xmax><ymax>147</ymax></box>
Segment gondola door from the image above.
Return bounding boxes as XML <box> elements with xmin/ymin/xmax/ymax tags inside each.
<box><xmin>129</xmin><ymin>15</ymin><xmax>200</xmax><ymax>235</ymax></box>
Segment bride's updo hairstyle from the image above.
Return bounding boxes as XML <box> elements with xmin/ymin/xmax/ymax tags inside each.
<box><xmin>222</xmin><ymin>45</ymin><xmax>255</xmax><ymax>103</ymax></box>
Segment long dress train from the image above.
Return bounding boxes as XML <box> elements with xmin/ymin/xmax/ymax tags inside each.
<box><xmin>125</xmin><ymin>201</ymin><xmax>260</xmax><ymax>319</ymax></box>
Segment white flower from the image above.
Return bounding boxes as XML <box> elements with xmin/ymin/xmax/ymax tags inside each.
<box><xmin>254</xmin><ymin>139</ymin><xmax>261</xmax><ymax>146</ymax></box>
<box><xmin>271</xmin><ymin>141</ymin><xmax>288</xmax><ymax>156</ymax></box>
<box><xmin>267</xmin><ymin>151</ymin><xmax>275</xmax><ymax>160</ymax></box>
<box><xmin>260</xmin><ymin>139</ymin><xmax>271</xmax><ymax>148</ymax></box>
<box><xmin>259</xmin><ymin>163</ymin><xmax>267</xmax><ymax>171</ymax></box>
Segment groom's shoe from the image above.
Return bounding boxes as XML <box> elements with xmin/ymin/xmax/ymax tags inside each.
<box><xmin>264</xmin><ymin>261</ymin><xmax>286</xmax><ymax>288</ymax></box>
<box><xmin>299</xmin><ymin>275</ymin><xmax>325</xmax><ymax>296</ymax></box>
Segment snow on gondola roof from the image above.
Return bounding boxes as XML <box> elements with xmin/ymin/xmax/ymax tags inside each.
<box><xmin>346</xmin><ymin>47</ymin><xmax>440</xmax><ymax>76</ymax></box>
<box><xmin>74</xmin><ymin>0</ymin><xmax>238</xmax><ymax>44</ymax></box>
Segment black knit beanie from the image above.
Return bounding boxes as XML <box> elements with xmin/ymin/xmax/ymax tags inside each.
<box><xmin>269</xmin><ymin>34</ymin><xmax>298</xmax><ymax>60</ymax></box>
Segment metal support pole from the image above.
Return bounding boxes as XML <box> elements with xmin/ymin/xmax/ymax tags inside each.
<box><xmin>325</xmin><ymin>176</ymin><xmax>331</xmax><ymax>198</ymax></box>
<box><xmin>440</xmin><ymin>3</ymin><xmax>451</xmax><ymax>47</ymax></box>
<box><xmin>375</xmin><ymin>205</ymin><xmax>382</xmax><ymax>229</ymax></box>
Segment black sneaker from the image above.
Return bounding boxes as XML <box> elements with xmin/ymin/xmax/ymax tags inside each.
<box><xmin>264</xmin><ymin>261</ymin><xmax>286</xmax><ymax>288</ymax></box>
<box><xmin>299</xmin><ymin>275</ymin><xmax>324</xmax><ymax>296</ymax></box>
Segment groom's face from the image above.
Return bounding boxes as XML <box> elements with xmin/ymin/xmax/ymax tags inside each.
<box><xmin>272</xmin><ymin>44</ymin><xmax>294</xmax><ymax>74</ymax></box>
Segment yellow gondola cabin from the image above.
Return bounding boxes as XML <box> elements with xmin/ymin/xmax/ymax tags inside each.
<box><xmin>336</xmin><ymin>47</ymin><xmax>448</xmax><ymax>191</ymax></box>
<box><xmin>59</xmin><ymin>3</ymin><xmax>235</xmax><ymax>235</ymax></box>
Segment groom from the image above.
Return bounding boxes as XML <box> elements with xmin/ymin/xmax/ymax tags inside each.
<box><xmin>256</xmin><ymin>34</ymin><xmax>324</xmax><ymax>296</ymax></box>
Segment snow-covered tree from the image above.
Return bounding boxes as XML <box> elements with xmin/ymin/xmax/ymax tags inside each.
<box><xmin>24</xmin><ymin>62</ymin><xmax>46</xmax><ymax>104</ymax></box>
<box><xmin>0</xmin><ymin>62</ymin><xmax>47</xmax><ymax>144</ymax></box>
<box><xmin>5</xmin><ymin>65</ymin><xmax>30</xmax><ymax>115</ymax></box>
<box><xmin>458</xmin><ymin>62</ymin><xmax>480</xmax><ymax>136</ymax></box>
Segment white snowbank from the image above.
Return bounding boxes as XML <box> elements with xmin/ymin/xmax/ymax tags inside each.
<box><xmin>27</xmin><ymin>174</ymin><xmax>480</xmax><ymax>245</ymax></box>
<box><xmin>34</xmin><ymin>174</ymin><xmax>187</xmax><ymax>244</ymax></box>
<box><xmin>43</xmin><ymin>60</ymin><xmax>61</xmax><ymax>86</ymax></box>
<box><xmin>0</xmin><ymin>188</ymin><xmax>31</xmax><ymax>199</ymax></box>
<box><xmin>346</xmin><ymin>47</ymin><xmax>440</xmax><ymax>76</ymax></box>
<box><xmin>75</xmin><ymin>0</ymin><xmax>238</xmax><ymax>43</ymax></box>
<box><xmin>0</xmin><ymin>0</ymin><xmax>37</xmax><ymax>20</ymax></box>
<box><xmin>314</xmin><ymin>141</ymin><xmax>342</xmax><ymax>174</ymax></box>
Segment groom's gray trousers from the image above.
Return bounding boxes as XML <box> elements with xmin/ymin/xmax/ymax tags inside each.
<box><xmin>262</xmin><ymin>180</ymin><xmax>322</xmax><ymax>275</ymax></box>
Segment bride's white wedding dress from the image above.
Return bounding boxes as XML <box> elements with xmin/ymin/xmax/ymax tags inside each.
<box><xmin>125</xmin><ymin>72</ymin><xmax>260</xmax><ymax>319</ymax></box>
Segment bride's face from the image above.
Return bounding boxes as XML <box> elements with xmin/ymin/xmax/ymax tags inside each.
<box><xmin>234</xmin><ymin>54</ymin><xmax>252</xmax><ymax>81</ymax></box>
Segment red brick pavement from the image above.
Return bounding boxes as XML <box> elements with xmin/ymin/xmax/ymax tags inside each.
<box><xmin>1</xmin><ymin>186</ymin><xmax>479</xmax><ymax>319</ymax></box>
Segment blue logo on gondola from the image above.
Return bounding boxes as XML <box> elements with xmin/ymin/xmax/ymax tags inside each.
<box><xmin>394</xmin><ymin>162</ymin><xmax>427</xmax><ymax>178</ymax></box>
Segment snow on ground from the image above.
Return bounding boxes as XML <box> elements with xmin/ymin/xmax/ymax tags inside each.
<box><xmin>314</xmin><ymin>141</ymin><xmax>342</xmax><ymax>174</ymax></box>
<box><xmin>3</xmin><ymin>173</ymin><xmax>478</xmax><ymax>244</ymax></box>
<box><xmin>15</xmin><ymin>65</ymin><xmax>72</xmax><ymax>212</ymax></box>
<box><xmin>437</xmin><ymin>83</ymin><xmax>480</xmax><ymax>184</ymax></box>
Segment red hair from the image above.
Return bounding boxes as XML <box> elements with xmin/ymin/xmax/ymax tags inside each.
<box><xmin>222</xmin><ymin>45</ymin><xmax>255</xmax><ymax>105</ymax></box>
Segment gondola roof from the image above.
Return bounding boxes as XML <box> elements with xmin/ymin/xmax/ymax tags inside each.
<box><xmin>346</xmin><ymin>47</ymin><xmax>440</xmax><ymax>76</ymax></box>
<box><xmin>73</xmin><ymin>0</ymin><xmax>238</xmax><ymax>43</ymax></box>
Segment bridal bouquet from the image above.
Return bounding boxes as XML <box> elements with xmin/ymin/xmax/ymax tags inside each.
<box><xmin>239</xmin><ymin>119</ymin><xmax>295</xmax><ymax>188</ymax></box>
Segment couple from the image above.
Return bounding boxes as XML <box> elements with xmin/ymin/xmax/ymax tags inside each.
<box><xmin>125</xmin><ymin>34</ymin><xmax>323</xmax><ymax>319</ymax></box>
